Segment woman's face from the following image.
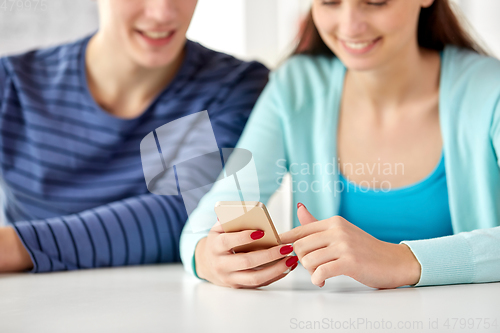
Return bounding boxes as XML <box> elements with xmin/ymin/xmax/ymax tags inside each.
<box><xmin>312</xmin><ymin>0</ymin><xmax>434</xmax><ymax>71</ymax></box>
<box><xmin>97</xmin><ymin>0</ymin><xmax>197</xmax><ymax>68</ymax></box>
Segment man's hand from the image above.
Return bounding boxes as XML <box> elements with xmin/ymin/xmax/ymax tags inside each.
<box><xmin>0</xmin><ymin>227</ymin><xmax>33</xmax><ymax>272</ymax></box>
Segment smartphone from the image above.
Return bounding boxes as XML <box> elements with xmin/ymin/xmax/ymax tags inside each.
<box><xmin>214</xmin><ymin>201</ymin><xmax>281</xmax><ymax>253</ymax></box>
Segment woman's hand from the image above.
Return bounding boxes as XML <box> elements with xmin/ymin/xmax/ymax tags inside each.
<box><xmin>194</xmin><ymin>221</ymin><xmax>298</xmax><ymax>289</ymax></box>
<box><xmin>0</xmin><ymin>227</ymin><xmax>33</xmax><ymax>272</ymax></box>
<box><xmin>279</xmin><ymin>204</ymin><xmax>421</xmax><ymax>289</ymax></box>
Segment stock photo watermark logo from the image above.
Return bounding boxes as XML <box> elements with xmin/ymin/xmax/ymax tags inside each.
<box><xmin>140</xmin><ymin>110</ymin><xmax>408</xmax><ymax>231</ymax></box>
<box><xmin>290</xmin><ymin>317</ymin><xmax>424</xmax><ymax>330</ymax></box>
<box><xmin>140</xmin><ymin>110</ymin><xmax>260</xmax><ymax>233</ymax></box>
<box><xmin>0</xmin><ymin>0</ymin><xmax>47</xmax><ymax>12</ymax></box>
<box><xmin>275</xmin><ymin>158</ymin><xmax>405</xmax><ymax>194</ymax></box>
<box><xmin>289</xmin><ymin>316</ymin><xmax>499</xmax><ymax>331</ymax></box>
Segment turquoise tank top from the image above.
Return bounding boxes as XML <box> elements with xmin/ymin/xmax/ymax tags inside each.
<box><xmin>338</xmin><ymin>151</ymin><xmax>454</xmax><ymax>243</ymax></box>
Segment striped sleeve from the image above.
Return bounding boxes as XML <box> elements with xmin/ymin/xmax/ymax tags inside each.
<box><xmin>11</xmin><ymin>61</ymin><xmax>269</xmax><ymax>273</ymax></box>
<box><xmin>13</xmin><ymin>194</ymin><xmax>186</xmax><ymax>272</ymax></box>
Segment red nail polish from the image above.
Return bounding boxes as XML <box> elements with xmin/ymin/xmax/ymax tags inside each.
<box><xmin>291</xmin><ymin>263</ymin><xmax>298</xmax><ymax>271</ymax></box>
<box><xmin>280</xmin><ymin>245</ymin><xmax>293</xmax><ymax>255</ymax></box>
<box><xmin>286</xmin><ymin>256</ymin><xmax>299</xmax><ymax>267</ymax></box>
<box><xmin>297</xmin><ymin>202</ymin><xmax>304</xmax><ymax>209</ymax></box>
<box><xmin>250</xmin><ymin>230</ymin><xmax>264</xmax><ymax>240</ymax></box>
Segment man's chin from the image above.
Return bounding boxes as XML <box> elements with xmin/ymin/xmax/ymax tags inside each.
<box><xmin>132</xmin><ymin>52</ymin><xmax>179</xmax><ymax>69</ymax></box>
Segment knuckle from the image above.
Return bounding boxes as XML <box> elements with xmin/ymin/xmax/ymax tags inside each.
<box><xmin>220</xmin><ymin>276</ymin><xmax>231</xmax><ymax>286</ymax></box>
<box><xmin>213</xmin><ymin>263</ymin><xmax>225</xmax><ymax>276</ymax></box>
<box><xmin>239</xmin><ymin>256</ymin><xmax>252</xmax><ymax>269</ymax></box>
<box><xmin>293</xmin><ymin>241</ymin><xmax>304</xmax><ymax>256</ymax></box>
<box><xmin>338</xmin><ymin>219</ymin><xmax>350</xmax><ymax>232</ymax></box>
<box><xmin>222</xmin><ymin>275</ymin><xmax>240</xmax><ymax>289</ymax></box>
<box><xmin>334</xmin><ymin>224</ymin><xmax>349</xmax><ymax>239</ymax></box>
<box><xmin>329</xmin><ymin>216</ymin><xmax>345</xmax><ymax>228</ymax></box>
<box><xmin>335</xmin><ymin>215</ymin><xmax>346</xmax><ymax>224</ymax></box>
<box><xmin>315</xmin><ymin>265</ymin><xmax>327</xmax><ymax>280</ymax></box>
<box><xmin>294</xmin><ymin>250</ymin><xmax>303</xmax><ymax>260</ymax></box>
<box><xmin>264</xmin><ymin>249</ymin><xmax>276</xmax><ymax>262</ymax></box>
<box><xmin>344</xmin><ymin>253</ymin><xmax>358</xmax><ymax>267</ymax></box>
<box><xmin>218</xmin><ymin>234</ymin><xmax>228</xmax><ymax>251</ymax></box>
<box><xmin>327</xmin><ymin>217</ymin><xmax>339</xmax><ymax>229</ymax></box>
<box><xmin>246</xmin><ymin>275</ymin><xmax>261</xmax><ymax>287</ymax></box>
<box><xmin>311</xmin><ymin>274</ymin><xmax>320</xmax><ymax>285</ymax></box>
<box><xmin>228</xmin><ymin>281</ymin><xmax>241</xmax><ymax>289</ymax></box>
<box><xmin>300</xmin><ymin>255</ymin><xmax>310</xmax><ymax>268</ymax></box>
<box><xmin>338</xmin><ymin>241</ymin><xmax>351</xmax><ymax>254</ymax></box>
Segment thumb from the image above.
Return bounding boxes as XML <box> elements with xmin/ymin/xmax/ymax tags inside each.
<box><xmin>297</xmin><ymin>203</ymin><xmax>318</xmax><ymax>225</ymax></box>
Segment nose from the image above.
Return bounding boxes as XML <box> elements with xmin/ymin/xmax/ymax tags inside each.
<box><xmin>338</xmin><ymin>4</ymin><xmax>368</xmax><ymax>38</ymax></box>
<box><xmin>144</xmin><ymin>0</ymin><xmax>178</xmax><ymax>23</ymax></box>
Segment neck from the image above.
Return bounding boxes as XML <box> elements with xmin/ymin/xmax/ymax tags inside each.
<box><xmin>346</xmin><ymin>42</ymin><xmax>440</xmax><ymax>114</ymax></box>
<box><xmin>85</xmin><ymin>31</ymin><xmax>185</xmax><ymax>118</ymax></box>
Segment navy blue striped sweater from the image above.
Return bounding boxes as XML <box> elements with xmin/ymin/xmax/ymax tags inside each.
<box><xmin>0</xmin><ymin>35</ymin><xmax>269</xmax><ymax>272</ymax></box>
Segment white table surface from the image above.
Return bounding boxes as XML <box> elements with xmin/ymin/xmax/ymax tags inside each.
<box><xmin>1</xmin><ymin>264</ymin><xmax>499</xmax><ymax>333</ymax></box>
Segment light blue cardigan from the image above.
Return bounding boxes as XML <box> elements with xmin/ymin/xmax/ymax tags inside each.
<box><xmin>180</xmin><ymin>45</ymin><xmax>500</xmax><ymax>287</ymax></box>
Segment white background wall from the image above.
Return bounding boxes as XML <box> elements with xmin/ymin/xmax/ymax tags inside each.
<box><xmin>187</xmin><ymin>0</ymin><xmax>311</xmax><ymax>69</ymax></box>
<box><xmin>0</xmin><ymin>0</ymin><xmax>99</xmax><ymax>56</ymax></box>
<box><xmin>455</xmin><ymin>0</ymin><xmax>500</xmax><ymax>57</ymax></box>
<box><xmin>0</xmin><ymin>0</ymin><xmax>499</xmax><ymax>229</ymax></box>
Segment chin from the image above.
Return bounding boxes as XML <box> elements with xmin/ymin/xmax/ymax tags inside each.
<box><xmin>339</xmin><ymin>58</ymin><xmax>381</xmax><ymax>72</ymax></box>
<box><xmin>128</xmin><ymin>42</ymin><xmax>183</xmax><ymax>68</ymax></box>
<box><xmin>128</xmin><ymin>34</ymin><xmax>185</xmax><ymax>69</ymax></box>
<box><xmin>331</xmin><ymin>47</ymin><xmax>385</xmax><ymax>72</ymax></box>
<box><xmin>137</xmin><ymin>55</ymin><xmax>178</xmax><ymax>69</ymax></box>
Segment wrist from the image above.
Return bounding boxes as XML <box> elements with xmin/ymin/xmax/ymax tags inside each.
<box><xmin>0</xmin><ymin>227</ymin><xmax>33</xmax><ymax>272</ymax></box>
<box><xmin>194</xmin><ymin>237</ymin><xmax>209</xmax><ymax>280</ymax></box>
<box><xmin>399</xmin><ymin>243</ymin><xmax>421</xmax><ymax>286</ymax></box>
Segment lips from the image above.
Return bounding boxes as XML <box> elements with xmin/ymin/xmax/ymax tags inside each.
<box><xmin>141</xmin><ymin>30</ymin><xmax>173</xmax><ymax>39</ymax></box>
<box><xmin>339</xmin><ymin>37</ymin><xmax>382</xmax><ymax>54</ymax></box>
<box><xmin>344</xmin><ymin>39</ymin><xmax>377</xmax><ymax>49</ymax></box>
<box><xmin>136</xmin><ymin>29</ymin><xmax>176</xmax><ymax>47</ymax></box>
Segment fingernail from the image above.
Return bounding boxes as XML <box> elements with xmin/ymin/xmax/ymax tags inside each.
<box><xmin>297</xmin><ymin>202</ymin><xmax>305</xmax><ymax>209</ymax></box>
<box><xmin>280</xmin><ymin>245</ymin><xmax>293</xmax><ymax>255</ymax></box>
<box><xmin>250</xmin><ymin>230</ymin><xmax>264</xmax><ymax>240</ymax></box>
<box><xmin>291</xmin><ymin>263</ymin><xmax>298</xmax><ymax>271</ymax></box>
<box><xmin>286</xmin><ymin>256</ymin><xmax>299</xmax><ymax>267</ymax></box>
<box><xmin>319</xmin><ymin>282</ymin><xmax>325</xmax><ymax>288</ymax></box>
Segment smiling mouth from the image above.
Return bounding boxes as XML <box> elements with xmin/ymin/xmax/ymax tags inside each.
<box><xmin>341</xmin><ymin>37</ymin><xmax>381</xmax><ymax>49</ymax></box>
<box><xmin>138</xmin><ymin>30</ymin><xmax>175</xmax><ymax>40</ymax></box>
<box><xmin>338</xmin><ymin>37</ymin><xmax>382</xmax><ymax>55</ymax></box>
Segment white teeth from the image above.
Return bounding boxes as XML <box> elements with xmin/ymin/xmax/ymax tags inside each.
<box><xmin>344</xmin><ymin>39</ymin><xmax>377</xmax><ymax>50</ymax></box>
<box><xmin>142</xmin><ymin>31</ymin><xmax>171</xmax><ymax>39</ymax></box>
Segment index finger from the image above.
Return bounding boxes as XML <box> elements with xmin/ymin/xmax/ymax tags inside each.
<box><xmin>279</xmin><ymin>221</ymin><xmax>327</xmax><ymax>244</ymax></box>
<box><xmin>213</xmin><ymin>226</ymin><xmax>265</xmax><ymax>254</ymax></box>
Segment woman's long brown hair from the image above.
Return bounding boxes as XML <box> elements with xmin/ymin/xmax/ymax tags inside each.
<box><xmin>294</xmin><ymin>0</ymin><xmax>486</xmax><ymax>56</ymax></box>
